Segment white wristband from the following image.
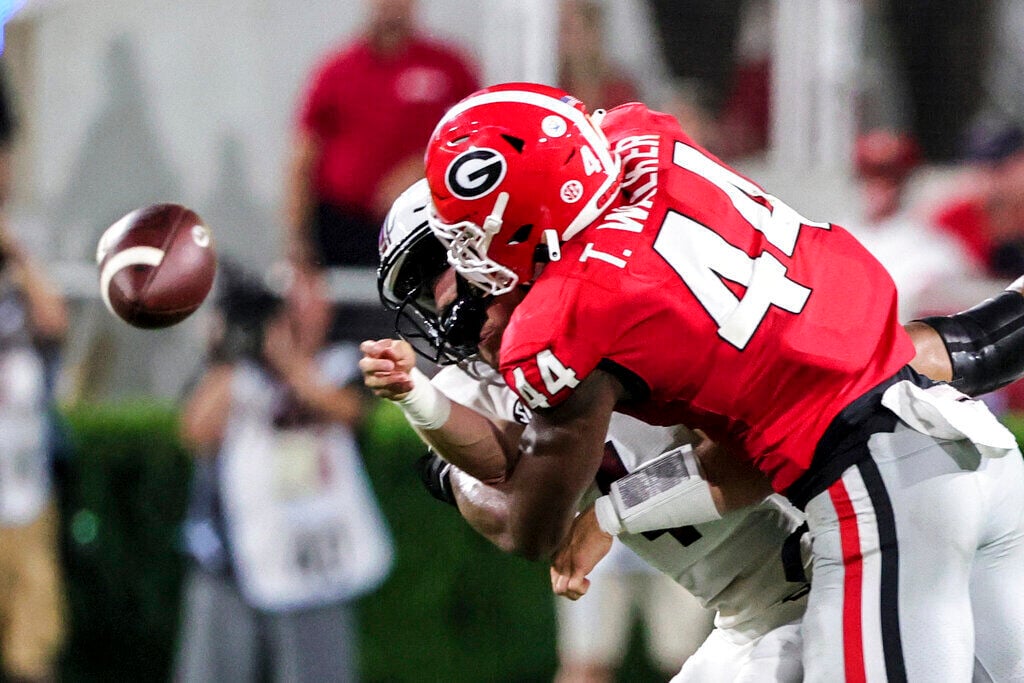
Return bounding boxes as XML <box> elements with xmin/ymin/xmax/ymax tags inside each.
<box><xmin>397</xmin><ymin>368</ymin><xmax>452</xmax><ymax>430</ymax></box>
<box><xmin>594</xmin><ymin>495</ymin><xmax>624</xmax><ymax>536</ymax></box>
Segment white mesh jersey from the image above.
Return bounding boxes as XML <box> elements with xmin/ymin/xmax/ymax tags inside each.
<box><xmin>432</xmin><ymin>363</ymin><xmax>810</xmax><ymax>634</ymax></box>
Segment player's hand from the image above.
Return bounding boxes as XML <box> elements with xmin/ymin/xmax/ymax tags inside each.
<box><xmin>359</xmin><ymin>338</ymin><xmax>418</xmax><ymax>400</ymax></box>
<box><xmin>550</xmin><ymin>504</ymin><xmax>613</xmax><ymax>601</ymax></box>
<box><xmin>414</xmin><ymin>452</ymin><xmax>457</xmax><ymax>507</ymax></box>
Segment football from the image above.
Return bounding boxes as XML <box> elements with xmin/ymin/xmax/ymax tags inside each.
<box><xmin>96</xmin><ymin>203</ymin><xmax>217</xmax><ymax>329</ymax></box>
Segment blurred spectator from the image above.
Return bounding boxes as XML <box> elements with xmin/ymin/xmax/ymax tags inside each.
<box><xmin>655</xmin><ymin>81</ymin><xmax>721</xmax><ymax>158</ymax></box>
<box><xmin>644</xmin><ymin>0</ymin><xmax>743</xmax><ymax>118</ymax></box>
<box><xmin>847</xmin><ymin>129</ymin><xmax>978</xmax><ymax>320</ymax></box>
<box><xmin>714</xmin><ymin>0</ymin><xmax>771</xmax><ymax>160</ymax></box>
<box><xmin>285</xmin><ymin>0</ymin><xmax>479</xmax><ymax>269</ymax></box>
<box><xmin>881</xmin><ymin>0</ymin><xmax>990</xmax><ymax>162</ymax></box>
<box><xmin>557</xmin><ymin>0</ymin><xmax>640</xmax><ymax>110</ymax></box>
<box><xmin>554</xmin><ymin>541</ymin><xmax>714</xmax><ymax>683</ymax></box>
<box><xmin>985</xmin><ymin>0</ymin><xmax>1024</xmax><ymax>126</ymax></box>
<box><xmin>174</xmin><ymin>264</ymin><xmax>393</xmax><ymax>682</ymax></box>
<box><xmin>0</xmin><ymin>219</ymin><xmax>68</xmax><ymax>683</ymax></box>
<box><xmin>0</xmin><ymin>63</ymin><xmax>68</xmax><ymax>683</ymax></box>
<box><xmin>934</xmin><ymin>118</ymin><xmax>1024</xmax><ymax>279</ymax></box>
<box><xmin>645</xmin><ymin>0</ymin><xmax>768</xmax><ymax>160</ymax></box>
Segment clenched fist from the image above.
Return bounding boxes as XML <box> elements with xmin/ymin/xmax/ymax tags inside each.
<box><xmin>359</xmin><ymin>338</ymin><xmax>418</xmax><ymax>400</ymax></box>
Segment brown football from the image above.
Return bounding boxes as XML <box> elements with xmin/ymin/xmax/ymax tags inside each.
<box><xmin>96</xmin><ymin>203</ymin><xmax>217</xmax><ymax>329</ymax></box>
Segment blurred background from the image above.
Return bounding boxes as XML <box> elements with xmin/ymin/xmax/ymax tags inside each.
<box><xmin>0</xmin><ymin>0</ymin><xmax>1021</xmax><ymax>680</ymax></box>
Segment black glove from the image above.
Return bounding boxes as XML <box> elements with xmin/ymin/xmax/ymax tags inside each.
<box><xmin>414</xmin><ymin>452</ymin><xmax>457</xmax><ymax>507</ymax></box>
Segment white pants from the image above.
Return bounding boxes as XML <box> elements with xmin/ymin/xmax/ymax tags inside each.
<box><xmin>802</xmin><ymin>422</ymin><xmax>1024</xmax><ymax>682</ymax></box>
<box><xmin>672</xmin><ymin>618</ymin><xmax>803</xmax><ymax>683</ymax></box>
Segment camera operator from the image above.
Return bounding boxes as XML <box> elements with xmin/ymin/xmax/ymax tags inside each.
<box><xmin>174</xmin><ymin>263</ymin><xmax>392</xmax><ymax>682</ymax></box>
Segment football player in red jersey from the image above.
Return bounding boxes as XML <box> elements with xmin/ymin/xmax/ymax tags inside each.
<box><xmin>406</xmin><ymin>83</ymin><xmax>1024</xmax><ymax>680</ymax></box>
<box><xmin>366</xmin><ymin>180</ymin><xmax>1024</xmax><ymax>680</ymax></box>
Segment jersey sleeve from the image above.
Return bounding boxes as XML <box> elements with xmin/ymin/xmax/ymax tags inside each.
<box><xmin>498</xmin><ymin>274</ymin><xmax>621</xmax><ymax>410</ymax></box>
<box><xmin>430</xmin><ymin>364</ymin><xmax>526</xmax><ymax>424</ymax></box>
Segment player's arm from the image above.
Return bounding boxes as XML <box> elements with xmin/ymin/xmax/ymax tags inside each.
<box><xmin>415</xmin><ymin>448</ymin><xmax>528</xmax><ymax>554</ymax></box>
<box><xmin>909</xmin><ymin>275</ymin><xmax>1024</xmax><ymax>395</ymax></box>
<box><xmin>416</xmin><ymin>448</ymin><xmax>614</xmax><ymax>580</ymax></box>
<box><xmin>697</xmin><ymin>438</ymin><xmax>775</xmax><ymax>513</ymax></box>
<box><xmin>492</xmin><ymin>368</ymin><xmax>624</xmax><ymax>560</ymax></box>
<box><xmin>413</xmin><ymin>366</ymin><xmax>625</xmax><ymax>560</ymax></box>
<box><xmin>589</xmin><ymin>435</ymin><xmax>771</xmax><ymax>536</ymax></box>
<box><xmin>906</xmin><ymin>321</ymin><xmax>950</xmax><ymax>382</ymax></box>
<box><xmin>360</xmin><ymin>339</ymin><xmax>519</xmax><ymax>483</ymax></box>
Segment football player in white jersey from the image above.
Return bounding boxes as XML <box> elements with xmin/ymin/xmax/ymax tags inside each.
<box><xmin>364</xmin><ymin>180</ymin><xmax>1024</xmax><ymax>681</ymax></box>
<box><xmin>429</xmin><ymin>359</ymin><xmax>808</xmax><ymax>682</ymax></box>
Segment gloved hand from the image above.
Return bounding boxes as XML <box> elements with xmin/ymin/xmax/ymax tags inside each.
<box><xmin>414</xmin><ymin>452</ymin><xmax>457</xmax><ymax>507</ymax></box>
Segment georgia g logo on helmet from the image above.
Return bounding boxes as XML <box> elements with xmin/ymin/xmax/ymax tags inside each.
<box><xmin>445</xmin><ymin>148</ymin><xmax>507</xmax><ymax>200</ymax></box>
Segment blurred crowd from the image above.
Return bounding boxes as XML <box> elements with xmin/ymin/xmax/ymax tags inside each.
<box><xmin>0</xmin><ymin>0</ymin><xmax>1022</xmax><ymax>680</ymax></box>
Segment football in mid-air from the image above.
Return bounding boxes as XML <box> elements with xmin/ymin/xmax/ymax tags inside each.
<box><xmin>96</xmin><ymin>203</ymin><xmax>217</xmax><ymax>329</ymax></box>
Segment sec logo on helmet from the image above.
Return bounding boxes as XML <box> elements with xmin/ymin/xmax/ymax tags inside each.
<box><xmin>445</xmin><ymin>148</ymin><xmax>507</xmax><ymax>200</ymax></box>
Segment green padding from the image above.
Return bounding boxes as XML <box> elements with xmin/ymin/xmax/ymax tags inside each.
<box><xmin>58</xmin><ymin>401</ymin><xmax>191</xmax><ymax>682</ymax></box>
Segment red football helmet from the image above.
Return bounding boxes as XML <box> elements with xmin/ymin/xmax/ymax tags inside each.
<box><xmin>425</xmin><ymin>82</ymin><xmax>622</xmax><ymax>295</ymax></box>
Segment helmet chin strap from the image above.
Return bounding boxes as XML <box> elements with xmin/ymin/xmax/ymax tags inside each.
<box><xmin>487</xmin><ymin>190</ymin><xmax>560</xmax><ymax>264</ymax></box>
<box><xmin>482</xmin><ymin>191</ymin><xmax>510</xmax><ymax>236</ymax></box>
<box><xmin>542</xmin><ymin>229</ymin><xmax>561</xmax><ymax>262</ymax></box>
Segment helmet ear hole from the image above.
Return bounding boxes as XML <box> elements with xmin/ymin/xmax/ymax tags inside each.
<box><xmin>501</xmin><ymin>134</ymin><xmax>526</xmax><ymax>153</ymax></box>
<box><xmin>507</xmin><ymin>224</ymin><xmax>533</xmax><ymax>246</ymax></box>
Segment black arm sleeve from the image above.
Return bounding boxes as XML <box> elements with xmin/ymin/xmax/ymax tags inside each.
<box><xmin>917</xmin><ymin>290</ymin><xmax>1024</xmax><ymax>396</ymax></box>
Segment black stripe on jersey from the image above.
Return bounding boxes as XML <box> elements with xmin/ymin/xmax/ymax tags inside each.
<box><xmin>644</xmin><ymin>525</ymin><xmax>702</xmax><ymax>547</ymax></box>
<box><xmin>787</xmin><ymin>365</ymin><xmax>933</xmax><ymax>509</ymax></box>
<box><xmin>781</xmin><ymin>521</ymin><xmax>810</xmax><ymax>583</ymax></box>
<box><xmin>858</xmin><ymin>457</ymin><xmax>908</xmax><ymax>683</ymax></box>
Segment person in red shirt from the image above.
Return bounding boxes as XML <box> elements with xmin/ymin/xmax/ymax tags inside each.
<box><xmin>285</xmin><ymin>0</ymin><xmax>478</xmax><ymax>269</ymax></box>
<box><xmin>407</xmin><ymin>83</ymin><xmax>1024</xmax><ymax>680</ymax></box>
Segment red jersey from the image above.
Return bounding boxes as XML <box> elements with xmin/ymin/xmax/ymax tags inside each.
<box><xmin>498</xmin><ymin>104</ymin><xmax>915</xmax><ymax>492</ymax></box>
<box><xmin>298</xmin><ymin>36</ymin><xmax>478</xmax><ymax>212</ymax></box>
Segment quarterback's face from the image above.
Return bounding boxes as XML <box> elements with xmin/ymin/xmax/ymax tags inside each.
<box><xmin>432</xmin><ymin>268</ymin><xmax>525</xmax><ymax>368</ymax></box>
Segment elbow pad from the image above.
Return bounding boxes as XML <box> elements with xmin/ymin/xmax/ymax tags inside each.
<box><xmin>593</xmin><ymin>445</ymin><xmax>721</xmax><ymax>536</ymax></box>
<box><xmin>917</xmin><ymin>290</ymin><xmax>1024</xmax><ymax>397</ymax></box>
